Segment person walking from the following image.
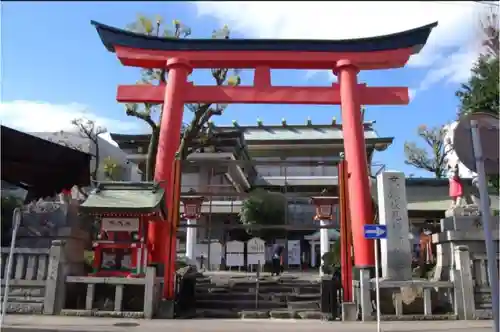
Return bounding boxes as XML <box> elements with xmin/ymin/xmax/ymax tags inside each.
<box><xmin>271</xmin><ymin>243</ymin><xmax>283</xmax><ymax>276</ymax></box>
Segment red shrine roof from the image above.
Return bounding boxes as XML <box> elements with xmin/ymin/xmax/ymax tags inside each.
<box><xmin>91</xmin><ymin>20</ymin><xmax>437</xmax><ymax>55</ymax></box>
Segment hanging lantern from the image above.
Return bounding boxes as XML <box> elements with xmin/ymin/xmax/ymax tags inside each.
<box><xmin>311</xmin><ymin>196</ymin><xmax>339</xmax><ymax>220</ymax></box>
<box><xmin>181</xmin><ymin>193</ymin><xmax>205</xmax><ymax>219</ymax></box>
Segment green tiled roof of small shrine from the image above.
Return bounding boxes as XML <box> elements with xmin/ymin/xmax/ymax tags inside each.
<box><xmin>79</xmin><ymin>181</ymin><xmax>166</xmax><ymax>216</ymax></box>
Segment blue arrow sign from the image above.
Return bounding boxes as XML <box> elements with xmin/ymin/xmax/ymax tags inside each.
<box><xmin>364</xmin><ymin>224</ymin><xmax>387</xmax><ymax>240</ymax></box>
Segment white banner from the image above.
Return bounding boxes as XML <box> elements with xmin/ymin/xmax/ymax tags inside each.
<box><xmin>287</xmin><ymin>240</ymin><xmax>301</xmax><ymax>265</ymax></box>
<box><xmin>101</xmin><ymin>218</ymin><xmax>140</xmax><ymax>232</ymax></box>
<box><xmin>226</xmin><ymin>240</ymin><xmax>244</xmax><ymax>267</ymax></box>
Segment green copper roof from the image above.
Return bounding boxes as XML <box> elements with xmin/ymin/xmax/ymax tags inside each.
<box><xmin>79</xmin><ymin>181</ymin><xmax>166</xmax><ymax>216</ymax></box>
<box><xmin>111</xmin><ymin>122</ymin><xmax>387</xmax><ymax>144</ymax></box>
<box><xmin>305</xmin><ymin>229</ymin><xmax>341</xmax><ymax>241</ymax></box>
<box><xmin>240</xmin><ymin>126</ymin><xmax>380</xmax><ymax>141</ymax></box>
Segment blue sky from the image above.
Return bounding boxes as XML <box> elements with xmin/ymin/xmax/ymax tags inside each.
<box><xmin>1</xmin><ymin>1</ymin><xmax>485</xmax><ymax>176</ymax></box>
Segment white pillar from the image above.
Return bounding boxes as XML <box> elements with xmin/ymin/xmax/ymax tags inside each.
<box><xmin>320</xmin><ymin>219</ymin><xmax>330</xmax><ymax>276</ymax></box>
<box><xmin>186</xmin><ymin>218</ymin><xmax>197</xmax><ymax>264</ymax></box>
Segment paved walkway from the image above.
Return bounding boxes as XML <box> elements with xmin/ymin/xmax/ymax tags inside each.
<box><xmin>2</xmin><ymin>316</ymin><xmax>494</xmax><ymax>332</ymax></box>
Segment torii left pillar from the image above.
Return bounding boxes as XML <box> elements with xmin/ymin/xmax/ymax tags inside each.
<box><xmin>152</xmin><ymin>58</ymin><xmax>192</xmax><ymax>317</ymax></box>
<box><xmin>334</xmin><ymin>60</ymin><xmax>374</xmax><ymax>320</ymax></box>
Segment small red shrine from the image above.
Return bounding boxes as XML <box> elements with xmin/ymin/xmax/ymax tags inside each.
<box><xmin>79</xmin><ymin>182</ymin><xmax>167</xmax><ymax>277</ymax></box>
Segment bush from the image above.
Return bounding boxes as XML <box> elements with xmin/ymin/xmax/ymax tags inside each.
<box><xmin>239</xmin><ymin>189</ymin><xmax>287</xmax><ymax>239</ymax></box>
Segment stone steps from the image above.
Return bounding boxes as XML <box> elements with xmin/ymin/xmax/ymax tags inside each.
<box><xmin>196</xmin><ymin>292</ymin><xmax>274</xmax><ymax>301</ymax></box>
<box><xmin>196</xmin><ymin>291</ymin><xmax>322</xmax><ymax>302</ymax></box>
<box><xmin>194</xmin><ymin>308</ymin><xmax>333</xmax><ymax>320</ymax></box>
<box><xmin>196</xmin><ymin>287</ymin><xmax>320</xmax><ymax>297</ymax></box>
<box><xmin>192</xmin><ymin>274</ymin><xmax>324</xmax><ymax>319</ymax></box>
<box><xmin>287</xmin><ymin>300</ymin><xmax>320</xmax><ymax>310</ymax></box>
<box><xmin>196</xmin><ymin>299</ymin><xmax>287</xmax><ymax>310</ymax></box>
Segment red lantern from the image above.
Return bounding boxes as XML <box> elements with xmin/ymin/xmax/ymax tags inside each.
<box><xmin>311</xmin><ymin>196</ymin><xmax>339</xmax><ymax>220</ymax></box>
<box><xmin>181</xmin><ymin>194</ymin><xmax>205</xmax><ymax>219</ymax></box>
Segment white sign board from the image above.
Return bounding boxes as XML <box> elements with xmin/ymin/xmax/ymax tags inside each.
<box><xmin>195</xmin><ymin>243</ymin><xmax>209</xmax><ymax>258</ymax></box>
<box><xmin>101</xmin><ymin>218</ymin><xmax>140</xmax><ymax>232</ymax></box>
<box><xmin>247</xmin><ymin>237</ymin><xmax>266</xmax><ymax>265</ymax></box>
<box><xmin>287</xmin><ymin>240</ymin><xmax>301</xmax><ymax>265</ymax></box>
<box><xmin>209</xmin><ymin>241</ymin><xmax>222</xmax><ymax>265</ymax></box>
<box><xmin>226</xmin><ymin>240</ymin><xmax>244</xmax><ymax>267</ymax></box>
<box><xmin>376</xmin><ymin>171</ymin><xmax>413</xmax><ymax>280</ymax></box>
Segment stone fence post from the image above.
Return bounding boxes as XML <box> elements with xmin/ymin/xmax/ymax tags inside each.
<box><xmin>452</xmin><ymin>245</ymin><xmax>475</xmax><ymax>320</ymax></box>
<box><xmin>143</xmin><ymin>266</ymin><xmax>157</xmax><ymax>319</ymax></box>
<box><xmin>43</xmin><ymin>240</ymin><xmax>67</xmax><ymax>315</ymax></box>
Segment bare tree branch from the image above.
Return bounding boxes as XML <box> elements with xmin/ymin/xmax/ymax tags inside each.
<box><xmin>124</xmin><ymin>16</ymin><xmax>241</xmax><ymax>180</ymax></box>
<box><xmin>71</xmin><ymin>117</ymin><xmax>107</xmax><ymax>182</ymax></box>
<box><xmin>404</xmin><ymin>125</ymin><xmax>450</xmax><ymax>178</ymax></box>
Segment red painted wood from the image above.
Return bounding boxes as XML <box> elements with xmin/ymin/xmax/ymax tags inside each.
<box><xmin>336</xmin><ymin>60</ymin><xmax>374</xmax><ymax>267</ymax></box>
<box><xmin>254</xmin><ymin>66</ymin><xmax>272</xmax><ymax>87</ymax></box>
<box><xmin>114</xmin><ymin>46</ymin><xmax>413</xmax><ymax>70</ymax></box>
<box><xmin>339</xmin><ymin>160</ymin><xmax>353</xmax><ymax>302</ymax></box>
<box><xmin>117</xmin><ymin>84</ymin><xmax>409</xmax><ymax>105</ymax></box>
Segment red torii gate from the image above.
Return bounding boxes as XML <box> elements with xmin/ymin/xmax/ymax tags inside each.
<box><xmin>92</xmin><ymin>21</ymin><xmax>437</xmax><ymax>302</ymax></box>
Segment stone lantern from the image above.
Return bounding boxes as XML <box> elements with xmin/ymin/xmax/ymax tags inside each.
<box><xmin>311</xmin><ymin>196</ymin><xmax>339</xmax><ymax>275</ymax></box>
<box><xmin>181</xmin><ymin>193</ymin><xmax>205</xmax><ymax>263</ymax></box>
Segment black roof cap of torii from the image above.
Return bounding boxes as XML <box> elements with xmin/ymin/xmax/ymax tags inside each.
<box><xmin>91</xmin><ymin>20</ymin><xmax>438</xmax><ymax>55</ymax></box>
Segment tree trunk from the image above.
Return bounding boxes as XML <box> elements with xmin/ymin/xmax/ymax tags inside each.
<box><xmin>92</xmin><ymin>140</ymin><xmax>100</xmax><ymax>183</ymax></box>
<box><xmin>146</xmin><ymin>128</ymin><xmax>160</xmax><ymax>181</ymax></box>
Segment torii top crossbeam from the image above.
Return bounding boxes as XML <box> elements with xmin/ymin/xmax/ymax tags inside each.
<box><xmin>92</xmin><ymin>20</ymin><xmax>437</xmax><ymax>70</ymax></box>
<box><xmin>91</xmin><ymin>20</ymin><xmax>437</xmax><ymax>302</ymax></box>
<box><xmin>92</xmin><ymin>21</ymin><xmax>436</xmax><ymax>106</ymax></box>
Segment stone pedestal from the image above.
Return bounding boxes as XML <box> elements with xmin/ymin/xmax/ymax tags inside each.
<box><xmin>433</xmin><ymin>206</ymin><xmax>499</xmax><ymax>318</ymax></box>
<box><xmin>433</xmin><ymin>206</ymin><xmax>499</xmax><ymax>282</ymax></box>
<box><xmin>376</xmin><ymin>171</ymin><xmax>412</xmax><ymax>280</ymax></box>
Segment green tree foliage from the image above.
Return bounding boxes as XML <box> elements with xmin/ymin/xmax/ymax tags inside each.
<box><xmin>124</xmin><ymin>15</ymin><xmax>241</xmax><ymax>180</ymax></box>
<box><xmin>456</xmin><ymin>55</ymin><xmax>499</xmax><ymax>117</ymax></box>
<box><xmin>321</xmin><ymin>241</ymin><xmax>341</xmax><ymax>275</ymax></box>
<box><xmin>239</xmin><ymin>189</ymin><xmax>287</xmax><ymax>239</ymax></box>
<box><xmin>404</xmin><ymin>125</ymin><xmax>451</xmax><ymax>178</ymax></box>
<box><xmin>456</xmin><ymin>8</ymin><xmax>498</xmax><ymax>117</ymax></box>
<box><xmin>455</xmin><ymin>8</ymin><xmax>499</xmax><ymax>192</ymax></box>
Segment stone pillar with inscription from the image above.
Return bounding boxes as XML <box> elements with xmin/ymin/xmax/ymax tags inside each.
<box><xmin>376</xmin><ymin>171</ymin><xmax>413</xmax><ymax>280</ymax></box>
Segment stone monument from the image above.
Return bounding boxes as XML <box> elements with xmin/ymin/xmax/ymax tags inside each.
<box><xmin>376</xmin><ymin>171</ymin><xmax>412</xmax><ymax>280</ymax></box>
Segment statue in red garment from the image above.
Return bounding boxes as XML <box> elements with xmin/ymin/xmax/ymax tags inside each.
<box><xmin>448</xmin><ymin>164</ymin><xmax>464</xmax><ymax>208</ymax></box>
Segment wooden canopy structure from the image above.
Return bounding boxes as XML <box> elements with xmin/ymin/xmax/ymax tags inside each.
<box><xmin>1</xmin><ymin>125</ymin><xmax>91</xmax><ymax>200</ymax></box>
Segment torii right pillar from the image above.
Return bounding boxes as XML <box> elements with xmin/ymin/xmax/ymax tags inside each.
<box><xmin>334</xmin><ymin>60</ymin><xmax>374</xmax><ymax>281</ymax></box>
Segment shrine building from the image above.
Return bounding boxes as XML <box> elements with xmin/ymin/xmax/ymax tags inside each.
<box><xmin>110</xmin><ymin>119</ymin><xmax>494</xmax><ymax>268</ymax></box>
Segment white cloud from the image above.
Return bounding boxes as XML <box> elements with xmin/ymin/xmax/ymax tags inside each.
<box><xmin>194</xmin><ymin>1</ymin><xmax>489</xmax><ymax>95</ymax></box>
<box><xmin>0</xmin><ymin>100</ymin><xmax>142</xmax><ymax>146</ymax></box>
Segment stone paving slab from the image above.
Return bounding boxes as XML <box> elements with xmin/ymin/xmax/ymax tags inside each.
<box><xmin>2</xmin><ymin>315</ymin><xmax>494</xmax><ymax>332</ymax></box>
